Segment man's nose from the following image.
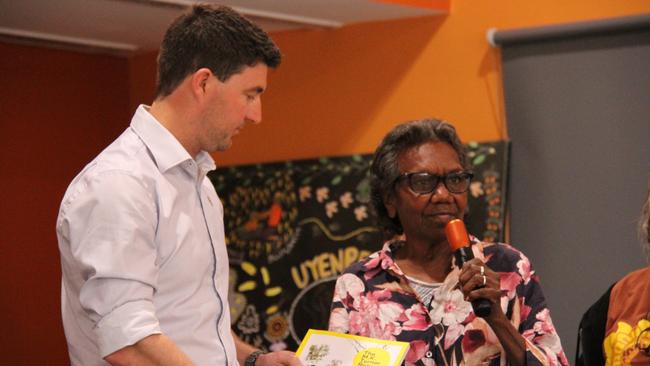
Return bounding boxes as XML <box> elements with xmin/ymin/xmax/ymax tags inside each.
<box><xmin>246</xmin><ymin>103</ymin><xmax>262</xmax><ymax>125</ymax></box>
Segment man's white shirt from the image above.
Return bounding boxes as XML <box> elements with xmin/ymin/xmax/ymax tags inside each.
<box><xmin>57</xmin><ymin>105</ymin><xmax>236</xmax><ymax>365</ymax></box>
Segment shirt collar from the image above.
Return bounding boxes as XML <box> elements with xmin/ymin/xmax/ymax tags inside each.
<box><xmin>363</xmin><ymin>235</ymin><xmax>483</xmax><ymax>277</ymax></box>
<box><xmin>130</xmin><ymin>105</ymin><xmax>216</xmax><ymax>174</ymax></box>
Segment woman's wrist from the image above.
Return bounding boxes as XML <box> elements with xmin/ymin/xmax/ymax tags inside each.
<box><xmin>484</xmin><ymin>305</ymin><xmax>509</xmax><ymax>327</ymax></box>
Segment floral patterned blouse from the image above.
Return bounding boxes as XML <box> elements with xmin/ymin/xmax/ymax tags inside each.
<box><xmin>328</xmin><ymin>239</ymin><xmax>569</xmax><ymax>366</ymax></box>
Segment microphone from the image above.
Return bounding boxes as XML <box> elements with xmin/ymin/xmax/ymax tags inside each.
<box><xmin>445</xmin><ymin>219</ymin><xmax>492</xmax><ymax>318</ymax></box>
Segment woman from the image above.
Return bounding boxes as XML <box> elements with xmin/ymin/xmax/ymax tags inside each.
<box><xmin>329</xmin><ymin>119</ymin><xmax>568</xmax><ymax>365</ymax></box>
<box><xmin>602</xmin><ymin>185</ymin><xmax>650</xmax><ymax>364</ymax></box>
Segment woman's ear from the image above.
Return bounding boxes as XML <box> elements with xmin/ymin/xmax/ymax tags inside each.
<box><xmin>384</xmin><ymin>192</ymin><xmax>397</xmax><ymax>218</ymax></box>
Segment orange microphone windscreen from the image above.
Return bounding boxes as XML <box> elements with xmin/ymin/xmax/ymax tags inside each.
<box><xmin>445</xmin><ymin>219</ymin><xmax>470</xmax><ymax>251</ymax></box>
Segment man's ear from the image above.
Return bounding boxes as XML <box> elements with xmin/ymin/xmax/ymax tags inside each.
<box><xmin>190</xmin><ymin>68</ymin><xmax>213</xmax><ymax>98</ymax></box>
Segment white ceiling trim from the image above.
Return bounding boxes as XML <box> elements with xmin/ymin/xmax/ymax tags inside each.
<box><xmin>0</xmin><ymin>0</ymin><xmax>445</xmax><ymax>55</ymax></box>
<box><xmin>125</xmin><ymin>0</ymin><xmax>344</xmax><ymax>28</ymax></box>
<box><xmin>231</xmin><ymin>7</ymin><xmax>343</xmax><ymax>28</ymax></box>
<box><xmin>0</xmin><ymin>27</ymin><xmax>139</xmax><ymax>52</ymax></box>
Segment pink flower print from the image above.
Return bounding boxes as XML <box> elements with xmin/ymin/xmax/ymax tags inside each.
<box><xmin>348</xmin><ymin>291</ymin><xmax>404</xmax><ymax>338</ymax></box>
<box><xmin>333</xmin><ymin>273</ymin><xmax>365</xmax><ymax>307</ymax></box>
<box><xmin>369</xmin><ymin>318</ymin><xmax>402</xmax><ymax>340</ymax></box>
<box><xmin>533</xmin><ymin>309</ymin><xmax>556</xmax><ymax>334</ymax></box>
<box><xmin>364</xmin><ymin>267</ymin><xmax>382</xmax><ymax>281</ymax></box>
<box><xmin>379</xmin><ymin>250</ymin><xmax>398</xmax><ymax>271</ymax></box>
<box><xmin>348</xmin><ymin>309</ymin><xmax>373</xmax><ymax>335</ymax></box>
<box><xmin>522</xmin><ymin>328</ymin><xmax>537</xmax><ymax>342</ymax></box>
<box><xmin>444</xmin><ymin>322</ymin><xmax>465</xmax><ymax>350</ymax></box>
<box><xmin>362</xmin><ymin>252</ymin><xmax>381</xmax><ymax>269</ymax></box>
<box><xmin>421</xmin><ymin>358</ymin><xmax>436</xmax><ymax>366</ymax></box>
<box><xmin>499</xmin><ymin>271</ymin><xmax>521</xmax><ymax>299</ymax></box>
<box><xmin>363</xmin><ymin>248</ymin><xmax>397</xmax><ymax>280</ymax></box>
<box><xmin>536</xmin><ymin>333</ymin><xmax>564</xmax><ymax>360</ymax></box>
<box><xmin>402</xmin><ymin>304</ymin><xmax>430</xmax><ymax>331</ymax></box>
<box><xmin>461</xmin><ymin>319</ymin><xmax>503</xmax><ymax>362</ymax></box>
<box><xmin>339</xmin><ymin>192</ymin><xmax>353</xmax><ymax>208</ymax></box>
<box><xmin>430</xmin><ymin>287</ymin><xmax>472</xmax><ymax>326</ymax></box>
<box><xmin>328</xmin><ymin>307</ymin><xmax>350</xmax><ymax>333</ymax></box>
<box><xmin>405</xmin><ymin>340</ymin><xmax>428</xmax><ymax>364</ymax></box>
<box><xmin>500</xmin><ymin>295</ymin><xmax>509</xmax><ymax>315</ymax></box>
<box><xmin>520</xmin><ymin>297</ymin><xmax>532</xmax><ymax>322</ymax></box>
<box><xmin>464</xmin><ymin>317</ymin><xmax>500</xmax><ymax>347</ymax></box>
<box><xmin>470</xmin><ymin>241</ymin><xmax>487</xmax><ymax>262</ymax></box>
<box><xmin>516</xmin><ymin>257</ymin><xmax>533</xmax><ymax>284</ymax></box>
<box><xmin>462</xmin><ymin>329</ymin><xmax>486</xmax><ymax>353</ymax></box>
<box><xmin>366</xmin><ymin>288</ymin><xmax>392</xmax><ymax>303</ymax></box>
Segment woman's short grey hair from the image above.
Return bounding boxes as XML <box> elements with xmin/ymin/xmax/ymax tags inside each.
<box><xmin>369</xmin><ymin>118</ymin><xmax>468</xmax><ymax>237</ymax></box>
<box><xmin>639</xmin><ymin>184</ymin><xmax>650</xmax><ymax>262</ymax></box>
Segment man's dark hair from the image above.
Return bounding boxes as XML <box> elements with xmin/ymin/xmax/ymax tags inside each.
<box><xmin>369</xmin><ymin>118</ymin><xmax>469</xmax><ymax>237</ymax></box>
<box><xmin>155</xmin><ymin>4</ymin><xmax>282</xmax><ymax>98</ymax></box>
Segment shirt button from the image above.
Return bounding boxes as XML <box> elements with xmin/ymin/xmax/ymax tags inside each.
<box><xmin>425</xmin><ymin>351</ymin><xmax>433</xmax><ymax>358</ymax></box>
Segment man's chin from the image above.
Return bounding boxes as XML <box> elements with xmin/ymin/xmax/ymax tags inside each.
<box><xmin>213</xmin><ymin>139</ymin><xmax>233</xmax><ymax>152</ymax></box>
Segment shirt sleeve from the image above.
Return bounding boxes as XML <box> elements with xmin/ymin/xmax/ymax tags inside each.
<box><xmin>513</xmin><ymin>252</ymin><xmax>570</xmax><ymax>366</ymax></box>
<box><xmin>328</xmin><ymin>272</ymin><xmax>365</xmax><ymax>334</ymax></box>
<box><xmin>60</xmin><ymin>170</ymin><xmax>162</xmax><ymax>357</ymax></box>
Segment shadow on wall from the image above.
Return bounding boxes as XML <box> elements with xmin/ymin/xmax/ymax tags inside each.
<box><xmin>478</xmin><ymin>47</ymin><xmax>507</xmax><ymax>140</ymax></box>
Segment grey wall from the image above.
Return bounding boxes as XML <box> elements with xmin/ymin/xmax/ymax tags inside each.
<box><xmin>496</xmin><ymin>17</ymin><xmax>650</xmax><ymax>361</ymax></box>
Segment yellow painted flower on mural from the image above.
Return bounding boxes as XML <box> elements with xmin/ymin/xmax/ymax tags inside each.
<box><xmin>237</xmin><ymin>261</ymin><xmax>283</xmax><ymax>315</ymax></box>
<box><xmin>604</xmin><ymin>319</ymin><xmax>650</xmax><ymax>366</ymax></box>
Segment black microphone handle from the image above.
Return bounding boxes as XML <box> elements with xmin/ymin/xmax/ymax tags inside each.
<box><xmin>453</xmin><ymin>247</ymin><xmax>492</xmax><ymax>318</ymax></box>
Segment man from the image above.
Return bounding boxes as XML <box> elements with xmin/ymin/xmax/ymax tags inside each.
<box><xmin>56</xmin><ymin>5</ymin><xmax>301</xmax><ymax>366</ymax></box>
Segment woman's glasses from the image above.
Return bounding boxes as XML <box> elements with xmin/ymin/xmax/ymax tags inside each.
<box><xmin>395</xmin><ymin>171</ymin><xmax>473</xmax><ymax>195</ymax></box>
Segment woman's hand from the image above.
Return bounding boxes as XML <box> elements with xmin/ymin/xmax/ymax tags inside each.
<box><xmin>457</xmin><ymin>258</ymin><xmax>527</xmax><ymax>366</ymax></box>
<box><xmin>457</xmin><ymin>258</ymin><xmax>504</xmax><ymax>322</ymax></box>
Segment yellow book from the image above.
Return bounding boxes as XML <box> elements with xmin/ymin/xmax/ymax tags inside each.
<box><xmin>296</xmin><ymin>329</ymin><xmax>409</xmax><ymax>366</ymax></box>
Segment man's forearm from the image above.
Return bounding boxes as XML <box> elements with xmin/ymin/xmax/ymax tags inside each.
<box><xmin>104</xmin><ymin>334</ymin><xmax>196</xmax><ymax>366</ymax></box>
<box><xmin>233</xmin><ymin>331</ymin><xmax>259</xmax><ymax>365</ymax></box>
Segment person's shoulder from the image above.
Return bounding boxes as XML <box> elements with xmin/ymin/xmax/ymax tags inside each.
<box><xmin>80</xmin><ymin>129</ymin><xmax>157</xmax><ymax>181</ymax></box>
<box><xmin>96</xmin><ymin>128</ymin><xmax>157</xmax><ymax>173</ymax></box>
<box><xmin>341</xmin><ymin>249</ymin><xmax>382</xmax><ymax>276</ymax></box>
<box><xmin>481</xmin><ymin>241</ymin><xmax>541</xmax><ymax>287</ymax></box>
<box><xmin>481</xmin><ymin>241</ymin><xmax>531</xmax><ymax>269</ymax></box>
<box><xmin>58</xmin><ymin>131</ymin><xmax>157</xmax><ymax>215</ymax></box>
<box><xmin>616</xmin><ymin>266</ymin><xmax>650</xmax><ymax>287</ymax></box>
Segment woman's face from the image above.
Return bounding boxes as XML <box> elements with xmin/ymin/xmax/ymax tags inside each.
<box><xmin>385</xmin><ymin>141</ymin><xmax>469</xmax><ymax>244</ymax></box>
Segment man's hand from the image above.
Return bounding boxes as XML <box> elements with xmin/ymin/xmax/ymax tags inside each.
<box><xmin>256</xmin><ymin>351</ymin><xmax>303</xmax><ymax>366</ymax></box>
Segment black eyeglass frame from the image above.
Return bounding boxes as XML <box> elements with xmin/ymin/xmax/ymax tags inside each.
<box><xmin>394</xmin><ymin>171</ymin><xmax>474</xmax><ymax>195</ymax></box>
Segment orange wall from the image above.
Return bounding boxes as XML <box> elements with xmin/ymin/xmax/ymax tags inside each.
<box><xmin>2</xmin><ymin>1</ymin><xmax>650</xmax><ymax>364</ymax></box>
<box><xmin>205</xmin><ymin>0</ymin><xmax>650</xmax><ymax>166</ymax></box>
<box><xmin>0</xmin><ymin>42</ymin><xmax>131</xmax><ymax>364</ymax></box>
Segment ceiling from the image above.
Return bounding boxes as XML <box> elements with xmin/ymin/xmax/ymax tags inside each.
<box><xmin>0</xmin><ymin>0</ymin><xmax>445</xmax><ymax>56</ymax></box>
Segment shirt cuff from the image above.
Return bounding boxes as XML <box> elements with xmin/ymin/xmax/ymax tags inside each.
<box><xmin>95</xmin><ymin>299</ymin><xmax>161</xmax><ymax>358</ymax></box>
